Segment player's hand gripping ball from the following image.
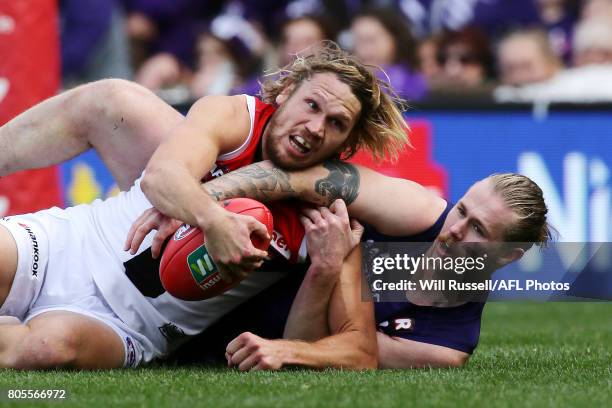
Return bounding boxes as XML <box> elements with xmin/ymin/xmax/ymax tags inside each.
<box><xmin>160</xmin><ymin>198</ymin><xmax>273</xmax><ymax>300</ymax></box>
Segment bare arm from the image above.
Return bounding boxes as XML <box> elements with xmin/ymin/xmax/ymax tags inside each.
<box><xmin>227</xmin><ymin>247</ymin><xmax>377</xmax><ymax>370</ymax></box>
<box><xmin>141</xmin><ymin>95</ymin><xmax>248</xmax><ymax>227</ymax></box>
<box><xmin>377</xmin><ymin>333</ymin><xmax>470</xmax><ymax>368</ymax></box>
<box><xmin>283</xmin><ymin>201</ymin><xmax>364</xmax><ymax>341</ymax></box>
<box><xmin>135</xmin><ymin>95</ymin><xmax>269</xmax><ymax>279</ymax></box>
<box><xmin>126</xmin><ymin>159</ymin><xmax>445</xmax><ymax>256</ymax></box>
<box><xmin>204</xmin><ymin>160</ymin><xmax>447</xmax><ymax>236</ymax></box>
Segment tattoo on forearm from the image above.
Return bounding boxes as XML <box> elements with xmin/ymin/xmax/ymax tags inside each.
<box><xmin>314</xmin><ymin>161</ymin><xmax>360</xmax><ymax>206</ymax></box>
<box><xmin>203</xmin><ymin>162</ymin><xmax>297</xmax><ymax>202</ymax></box>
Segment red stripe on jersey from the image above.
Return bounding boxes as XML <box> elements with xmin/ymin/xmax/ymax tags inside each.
<box><xmin>203</xmin><ymin>97</ymin><xmax>276</xmax><ymax>181</ymax></box>
<box><xmin>202</xmin><ymin>96</ymin><xmax>307</xmax><ymax>264</ymax></box>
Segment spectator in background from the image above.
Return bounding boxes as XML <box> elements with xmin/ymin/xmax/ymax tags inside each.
<box><xmin>581</xmin><ymin>0</ymin><xmax>612</xmax><ymax>20</ymax></box>
<box><xmin>495</xmin><ymin>17</ymin><xmax>612</xmax><ymax>102</ymax></box>
<box><xmin>125</xmin><ymin>0</ymin><xmax>223</xmax><ymax>91</ymax></box>
<box><xmin>61</xmin><ymin>0</ymin><xmax>132</xmax><ymax>86</ymax></box>
<box><xmin>190</xmin><ymin>15</ymin><xmax>264</xmax><ymax>98</ymax></box>
<box><xmin>279</xmin><ymin>15</ymin><xmax>336</xmax><ymax>66</ymax></box>
<box><xmin>496</xmin><ymin>29</ymin><xmax>562</xmax><ymax>87</ymax></box>
<box><xmin>351</xmin><ymin>8</ymin><xmax>427</xmax><ymax>101</ymax></box>
<box><xmin>133</xmin><ymin>52</ymin><xmax>184</xmax><ymax>92</ymax></box>
<box><xmin>232</xmin><ymin>14</ymin><xmax>335</xmax><ymax>96</ymax></box>
<box><xmin>397</xmin><ymin>0</ymin><xmax>539</xmax><ymax>39</ymax></box>
<box><xmin>431</xmin><ymin>27</ymin><xmax>494</xmax><ymax>91</ymax></box>
<box><xmin>417</xmin><ymin>36</ymin><xmax>443</xmax><ymax>84</ymax></box>
<box><xmin>534</xmin><ymin>0</ymin><xmax>577</xmax><ymax>63</ymax></box>
<box><xmin>572</xmin><ymin>17</ymin><xmax>612</xmax><ymax>66</ymax></box>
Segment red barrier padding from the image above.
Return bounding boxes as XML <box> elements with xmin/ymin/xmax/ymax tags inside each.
<box><xmin>0</xmin><ymin>0</ymin><xmax>63</xmax><ymax>216</ymax></box>
<box><xmin>349</xmin><ymin>121</ymin><xmax>448</xmax><ymax>198</ymax></box>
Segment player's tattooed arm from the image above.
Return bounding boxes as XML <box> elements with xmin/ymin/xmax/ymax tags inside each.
<box><xmin>203</xmin><ymin>161</ymin><xmax>298</xmax><ymax>203</ymax></box>
<box><xmin>202</xmin><ymin>160</ymin><xmax>361</xmax><ymax>206</ymax></box>
<box><xmin>314</xmin><ymin>161</ymin><xmax>360</xmax><ymax>206</ymax></box>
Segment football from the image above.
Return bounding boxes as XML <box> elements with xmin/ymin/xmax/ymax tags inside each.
<box><xmin>159</xmin><ymin>198</ymin><xmax>274</xmax><ymax>300</ymax></box>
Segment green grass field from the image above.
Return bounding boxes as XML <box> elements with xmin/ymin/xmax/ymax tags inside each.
<box><xmin>1</xmin><ymin>302</ymin><xmax>610</xmax><ymax>408</ymax></box>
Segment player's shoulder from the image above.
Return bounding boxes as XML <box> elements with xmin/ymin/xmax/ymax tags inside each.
<box><xmin>187</xmin><ymin>95</ymin><xmax>252</xmax><ymax>151</ymax></box>
<box><xmin>190</xmin><ymin>95</ymin><xmax>250</xmax><ymax>118</ymax></box>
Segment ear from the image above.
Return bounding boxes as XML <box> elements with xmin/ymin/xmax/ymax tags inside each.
<box><xmin>497</xmin><ymin>247</ymin><xmax>525</xmax><ymax>267</ymax></box>
<box><xmin>275</xmin><ymin>81</ymin><xmax>296</xmax><ymax>105</ymax></box>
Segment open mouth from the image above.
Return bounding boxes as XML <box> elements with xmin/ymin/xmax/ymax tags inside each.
<box><xmin>289</xmin><ymin>135</ymin><xmax>312</xmax><ymax>154</ymax></box>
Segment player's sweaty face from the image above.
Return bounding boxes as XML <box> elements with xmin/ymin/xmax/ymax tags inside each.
<box><xmin>262</xmin><ymin>72</ymin><xmax>362</xmax><ymax>170</ymax></box>
<box><xmin>433</xmin><ymin>179</ymin><xmax>516</xmax><ymax>260</ymax></box>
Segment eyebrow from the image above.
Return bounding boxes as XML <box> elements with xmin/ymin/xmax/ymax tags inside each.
<box><xmin>331</xmin><ymin>112</ymin><xmax>351</xmax><ymax>127</ymax></box>
<box><xmin>459</xmin><ymin>202</ymin><xmax>490</xmax><ymax>238</ymax></box>
<box><xmin>311</xmin><ymin>91</ymin><xmax>355</xmax><ymax>125</ymax></box>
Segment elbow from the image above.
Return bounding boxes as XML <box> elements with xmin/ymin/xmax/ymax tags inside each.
<box><xmin>140</xmin><ymin>173</ymin><xmax>155</xmax><ymax>198</ymax></box>
<box><xmin>354</xmin><ymin>336</ymin><xmax>379</xmax><ymax>370</ymax></box>
<box><xmin>348</xmin><ymin>350</ymin><xmax>377</xmax><ymax>370</ymax></box>
<box><xmin>360</xmin><ymin>352</ymin><xmax>378</xmax><ymax>370</ymax></box>
<box><xmin>443</xmin><ymin>353</ymin><xmax>470</xmax><ymax>368</ymax></box>
<box><xmin>141</xmin><ymin>164</ymin><xmax>165</xmax><ymax>196</ymax></box>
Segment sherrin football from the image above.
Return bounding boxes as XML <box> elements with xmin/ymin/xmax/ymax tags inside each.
<box><xmin>159</xmin><ymin>198</ymin><xmax>274</xmax><ymax>300</ymax></box>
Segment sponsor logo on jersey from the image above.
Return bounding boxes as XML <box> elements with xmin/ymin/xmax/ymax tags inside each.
<box><xmin>270</xmin><ymin>229</ymin><xmax>291</xmax><ymax>260</ymax></box>
<box><xmin>17</xmin><ymin>222</ymin><xmax>39</xmax><ymax>277</ymax></box>
<box><xmin>187</xmin><ymin>245</ymin><xmax>219</xmax><ymax>288</ymax></box>
<box><xmin>174</xmin><ymin>224</ymin><xmax>195</xmax><ymax>241</ymax></box>
<box><xmin>158</xmin><ymin>323</ymin><xmax>187</xmax><ymax>342</ymax></box>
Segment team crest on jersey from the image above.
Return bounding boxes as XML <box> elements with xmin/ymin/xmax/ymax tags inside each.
<box><xmin>174</xmin><ymin>224</ymin><xmax>195</xmax><ymax>241</ymax></box>
<box><xmin>158</xmin><ymin>323</ymin><xmax>187</xmax><ymax>342</ymax></box>
<box><xmin>187</xmin><ymin>245</ymin><xmax>220</xmax><ymax>288</ymax></box>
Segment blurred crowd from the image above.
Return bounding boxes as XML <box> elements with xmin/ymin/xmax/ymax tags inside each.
<box><xmin>60</xmin><ymin>0</ymin><xmax>612</xmax><ymax>104</ymax></box>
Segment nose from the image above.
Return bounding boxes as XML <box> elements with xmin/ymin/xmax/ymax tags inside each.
<box><xmin>449</xmin><ymin>219</ymin><xmax>467</xmax><ymax>241</ymax></box>
<box><xmin>305</xmin><ymin>114</ymin><xmax>325</xmax><ymax>140</ymax></box>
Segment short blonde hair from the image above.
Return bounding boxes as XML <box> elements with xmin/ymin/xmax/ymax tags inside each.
<box><xmin>488</xmin><ymin>173</ymin><xmax>553</xmax><ymax>248</ymax></box>
<box><xmin>260</xmin><ymin>41</ymin><xmax>409</xmax><ymax>161</ymax></box>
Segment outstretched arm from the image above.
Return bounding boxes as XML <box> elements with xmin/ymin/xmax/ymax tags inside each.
<box><xmin>125</xmin><ymin>159</ymin><xmax>446</xmax><ymax>256</ymax></box>
<box><xmin>203</xmin><ymin>160</ymin><xmax>446</xmax><ymax>236</ymax></box>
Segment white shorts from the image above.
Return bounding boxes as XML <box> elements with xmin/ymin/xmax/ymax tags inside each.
<box><xmin>0</xmin><ymin>214</ymin><xmax>146</xmax><ymax>368</ymax></box>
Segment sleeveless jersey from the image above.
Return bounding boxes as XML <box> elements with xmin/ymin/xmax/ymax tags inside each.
<box><xmin>52</xmin><ymin>95</ymin><xmax>301</xmax><ymax>362</ymax></box>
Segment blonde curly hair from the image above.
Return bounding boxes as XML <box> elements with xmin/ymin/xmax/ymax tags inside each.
<box><xmin>260</xmin><ymin>41</ymin><xmax>409</xmax><ymax>161</ymax></box>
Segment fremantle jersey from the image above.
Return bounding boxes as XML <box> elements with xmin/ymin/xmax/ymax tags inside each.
<box><xmin>173</xmin><ymin>201</ymin><xmax>485</xmax><ymax>364</ymax></box>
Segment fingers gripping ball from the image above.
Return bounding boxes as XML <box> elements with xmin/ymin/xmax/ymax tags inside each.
<box><xmin>159</xmin><ymin>198</ymin><xmax>273</xmax><ymax>300</ymax></box>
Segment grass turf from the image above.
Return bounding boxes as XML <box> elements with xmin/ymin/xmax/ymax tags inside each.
<box><xmin>0</xmin><ymin>302</ymin><xmax>610</xmax><ymax>408</ymax></box>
